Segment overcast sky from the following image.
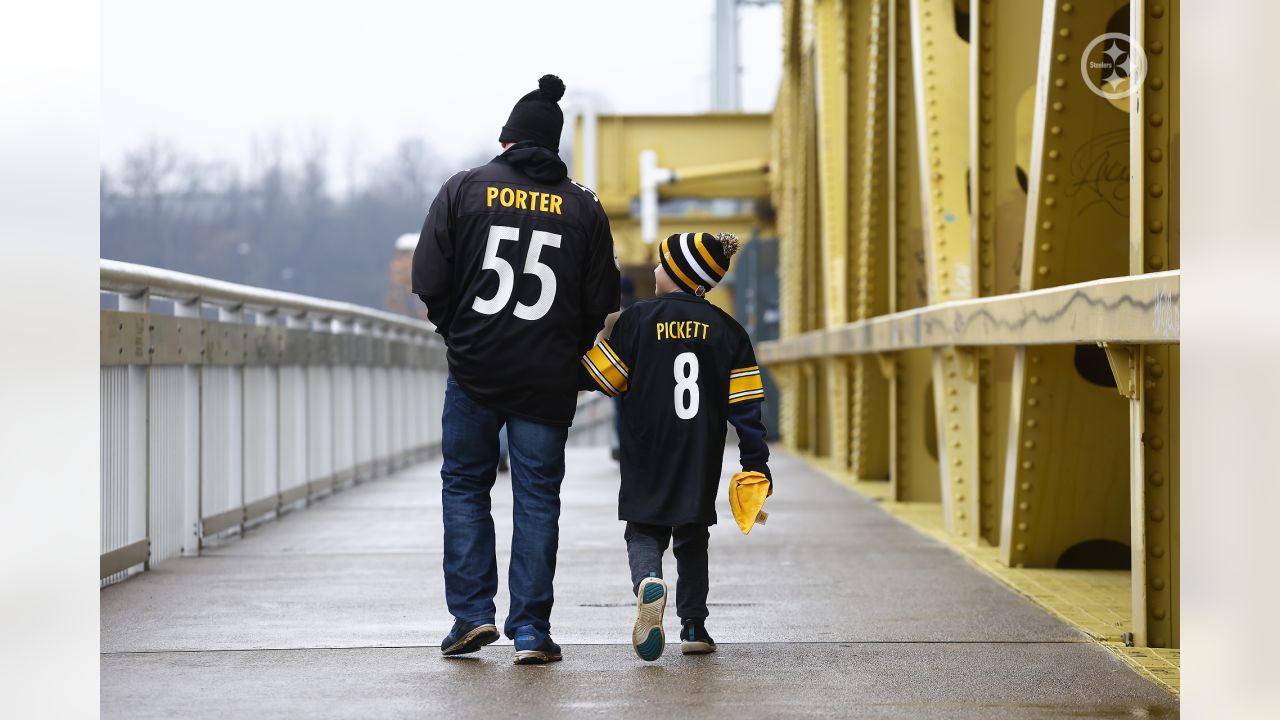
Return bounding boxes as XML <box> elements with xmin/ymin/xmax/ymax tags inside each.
<box><xmin>102</xmin><ymin>0</ymin><xmax>782</xmax><ymax>190</ymax></box>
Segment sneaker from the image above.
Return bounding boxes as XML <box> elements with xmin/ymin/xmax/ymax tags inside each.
<box><xmin>513</xmin><ymin>625</ymin><xmax>562</xmax><ymax>665</ymax></box>
<box><xmin>632</xmin><ymin>576</ymin><xmax>668</xmax><ymax>662</ymax></box>
<box><xmin>680</xmin><ymin>619</ymin><xmax>717</xmax><ymax>655</ymax></box>
<box><xmin>440</xmin><ymin>619</ymin><xmax>499</xmax><ymax>656</ymax></box>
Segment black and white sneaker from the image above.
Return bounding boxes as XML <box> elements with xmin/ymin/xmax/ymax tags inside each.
<box><xmin>680</xmin><ymin>619</ymin><xmax>717</xmax><ymax>655</ymax></box>
<box><xmin>440</xmin><ymin>619</ymin><xmax>500</xmax><ymax>656</ymax></box>
<box><xmin>632</xmin><ymin>576</ymin><xmax>668</xmax><ymax>662</ymax></box>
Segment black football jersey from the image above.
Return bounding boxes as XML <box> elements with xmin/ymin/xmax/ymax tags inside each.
<box><xmin>413</xmin><ymin>144</ymin><xmax>619</xmax><ymax>425</ymax></box>
<box><xmin>581</xmin><ymin>292</ymin><xmax>765</xmax><ymax>526</ymax></box>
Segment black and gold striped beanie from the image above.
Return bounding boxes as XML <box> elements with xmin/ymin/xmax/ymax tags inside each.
<box><xmin>658</xmin><ymin>232</ymin><xmax>740</xmax><ymax>295</ymax></box>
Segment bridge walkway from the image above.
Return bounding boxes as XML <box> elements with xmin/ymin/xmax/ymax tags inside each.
<box><xmin>101</xmin><ymin>447</ymin><xmax>1176</xmax><ymax>718</ymax></box>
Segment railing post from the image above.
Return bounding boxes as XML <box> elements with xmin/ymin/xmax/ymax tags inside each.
<box><xmin>101</xmin><ymin>290</ymin><xmax>150</xmax><ymax>581</ymax></box>
<box><xmin>164</xmin><ymin>296</ymin><xmax>201</xmax><ymax>557</ymax></box>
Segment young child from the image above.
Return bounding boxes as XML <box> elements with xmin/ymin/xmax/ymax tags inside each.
<box><xmin>579</xmin><ymin>231</ymin><xmax>772</xmax><ymax>662</ymax></box>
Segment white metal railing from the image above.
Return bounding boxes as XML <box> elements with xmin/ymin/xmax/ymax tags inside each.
<box><xmin>100</xmin><ymin>260</ymin><xmax>613</xmax><ymax>585</ymax></box>
<box><xmin>99</xmin><ymin>259</ymin><xmax>451</xmax><ymax>584</ymax></box>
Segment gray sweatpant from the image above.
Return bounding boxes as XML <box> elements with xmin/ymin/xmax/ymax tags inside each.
<box><xmin>623</xmin><ymin>521</ymin><xmax>710</xmax><ymax>621</ymax></box>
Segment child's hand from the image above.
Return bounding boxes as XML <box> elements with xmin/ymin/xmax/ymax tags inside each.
<box><xmin>744</xmin><ymin>463</ymin><xmax>773</xmax><ymax>497</ymax></box>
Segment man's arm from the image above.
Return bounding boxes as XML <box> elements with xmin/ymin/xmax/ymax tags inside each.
<box><xmin>412</xmin><ymin>179</ymin><xmax>457</xmax><ymax>339</ymax></box>
<box><xmin>577</xmin><ymin>210</ymin><xmax>621</xmax><ymax>355</ymax></box>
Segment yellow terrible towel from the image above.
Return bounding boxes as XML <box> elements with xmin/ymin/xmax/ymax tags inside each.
<box><xmin>729</xmin><ymin>471</ymin><xmax>771</xmax><ymax>535</ymax></box>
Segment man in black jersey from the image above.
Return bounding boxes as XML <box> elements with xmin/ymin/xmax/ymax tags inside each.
<box><xmin>579</xmin><ymin>231</ymin><xmax>771</xmax><ymax>661</ymax></box>
<box><xmin>412</xmin><ymin>75</ymin><xmax>619</xmax><ymax>664</ymax></box>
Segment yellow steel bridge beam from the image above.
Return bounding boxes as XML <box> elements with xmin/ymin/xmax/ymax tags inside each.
<box><xmin>911</xmin><ymin>0</ymin><xmax>978</xmax><ymax>540</ymax></box>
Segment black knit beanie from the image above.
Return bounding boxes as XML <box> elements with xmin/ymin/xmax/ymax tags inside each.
<box><xmin>659</xmin><ymin>232</ymin><xmax>740</xmax><ymax>295</ymax></box>
<box><xmin>499</xmin><ymin>75</ymin><xmax>566</xmax><ymax>152</ymax></box>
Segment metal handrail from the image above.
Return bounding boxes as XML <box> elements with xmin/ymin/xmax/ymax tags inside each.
<box><xmin>101</xmin><ymin>259</ymin><xmax>435</xmax><ymax>334</ymax></box>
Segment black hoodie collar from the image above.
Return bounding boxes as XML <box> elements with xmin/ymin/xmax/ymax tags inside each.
<box><xmin>496</xmin><ymin>141</ymin><xmax>568</xmax><ymax>184</ymax></box>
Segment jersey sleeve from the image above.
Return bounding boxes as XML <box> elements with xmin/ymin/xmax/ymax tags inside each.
<box><xmin>577</xmin><ymin>208</ymin><xmax>621</xmax><ymax>355</ymax></box>
<box><xmin>580</xmin><ymin>308</ymin><xmax>634</xmax><ymax>397</ymax></box>
<box><xmin>411</xmin><ymin>175</ymin><xmax>460</xmax><ymax>338</ymax></box>
<box><xmin>727</xmin><ymin>329</ymin><xmax>765</xmax><ymax>405</ymax></box>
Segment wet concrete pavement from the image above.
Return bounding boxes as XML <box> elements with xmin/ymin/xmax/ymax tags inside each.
<box><xmin>101</xmin><ymin>447</ymin><xmax>1178</xmax><ymax>718</ymax></box>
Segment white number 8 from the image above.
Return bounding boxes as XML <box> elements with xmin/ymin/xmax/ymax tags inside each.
<box><xmin>673</xmin><ymin>352</ymin><xmax>700</xmax><ymax>420</ymax></box>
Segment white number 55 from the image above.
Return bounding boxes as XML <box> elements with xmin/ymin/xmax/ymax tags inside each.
<box><xmin>471</xmin><ymin>224</ymin><xmax>562</xmax><ymax>321</ymax></box>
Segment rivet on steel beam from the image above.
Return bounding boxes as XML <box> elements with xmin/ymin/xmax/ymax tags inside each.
<box><xmin>1017</xmin><ymin>522</ymin><xmax>1028</xmax><ymax>531</ymax></box>
<box><xmin>1045</xmin><ymin>197</ymin><xmax>1056</xmax><ymax>207</ymax></box>
<box><xmin>1151</xmin><ymin>77</ymin><xmax>1164</xmax><ymax>91</ymax></box>
<box><xmin>1027</xmin><ymin>397</ymin><xmax>1039</xmax><ymax>407</ymax></box>
<box><xmin>1020</xmin><ymin>483</ymin><xmax>1031</xmax><ymax>491</ymax></box>
<box><xmin>1149</xmin><ymin>148</ymin><xmax>1164</xmax><ymax>162</ymax></box>
<box><xmin>1029</xmin><ymin>376</ymin><xmax>1041</xmax><ymax>386</ymax></box>
<box><xmin>1024</xmin><ymin>440</ymin><xmax>1036</xmax><ymax>450</ymax></box>
<box><xmin>1052</xmin><ymin>102</ymin><xmax>1064</xmax><ymax>112</ymax></box>
<box><xmin>1048</xmin><ymin>150</ymin><xmax>1060</xmax><ymax>160</ymax></box>
<box><xmin>1152</xmin><ymin>4</ymin><xmax>1165</xmax><ymax>18</ymax></box>
<box><xmin>1149</xmin><ymin>220</ymin><xmax>1164</xmax><ymax>233</ymax></box>
<box><xmin>1148</xmin><ymin>399</ymin><xmax>1164</xmax><ymax>414</ymax></box>
<box><xmin>1041</xmin><ymin>221</ymin><xmax>1054</xmax><ymax>231</ymax></box>
<box><xmin>1040</xmin><ymin>242</ymin><xmax>1053</xmax><ymax>252</ymax></box>
<box><xmin>1151</xmin><ymin>545</ymin><xmax>1165</xmax><ymax>558</ymax></box>
<box><xmin>1062</xmin><ymin>2</ymin><xmax>1073</xmax><ymax>11</ymax></box>
<box><xmin>1152</xmin><ymin>577</ymin><xmax>1166</xmax><ymax>591</ymax></box>
<box><xmin>1150</xmin><ymin>113</ymin><xmax>1164</xmax><ymax>127</ymax></box>
<box><xmin>1046</xmin><ymin>173</ymin><xmax>1058</xmax><ymax>183</ymax></box>
<box><xmin>1149</xmin><ymin>436</ymin><xmax>1164</xmax><ymax>450</ymax></box>
<box><xmin>1022</xmin><ymin>461</ymin><xmax>1034</xmax><ymax>470</ymax></box>
<box><xmin>1030</xmin><ymin>354</ymin><xmax>1041</xmax><ymax>364</ymax></box>
<box><xmin>1055</xmin><ymin>53</ymin><xmax>1067</xmax><ymax>63</ymax></box>
<box><xmin>1149</xmin><ymin>471</ymin><xmax>1165</xmax><ymax>486</ymax></box>
<box><xmin>1050</xmin><ymin>126</ymin><xmax>1062</xmax><ymax>136</ymax></box>
<box><xmin>1148</xmin><ymin>255</ymin><xmax>1166</xmax><ymax>269</ymax></box>
<box><xmin>1054</xmin><ymin>78</ymin><xmax>1066</xmax><ymax>89</ymax></box>
<box><xmin>1016</xmin><ymin>543</ymin><xmax>1026</xmax><ymax>551</ymax></box>
<box><xmin>1019</xmin><ymin>501</ymin><xmax>1029</xmax><ymax>511</ymax></box>
<box><xmin>1151</xmin><ymin>41</ymin><xmax>1164</xmax><ymax>55</ymax></box>
<box><xmin>1151</xmin><ymin>508</ymin><xmax>1165</xmax><ymax>522</ymax></box>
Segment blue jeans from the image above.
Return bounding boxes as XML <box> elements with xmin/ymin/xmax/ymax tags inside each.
<box><xmin>440</xmin><ymin>374</ymin><xmax>569</xmax><ymax>640</ymax></box>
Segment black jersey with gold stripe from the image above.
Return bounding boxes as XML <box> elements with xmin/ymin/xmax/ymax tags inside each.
<box><xmin>582</xmin><ymin>292</ymin><xmax>765</xmax><ymax>526</ymax></box>
<box><xmin>412</xmin><ymin>143</ymin><xmax>619</xmax><ymax>426</ymax></box>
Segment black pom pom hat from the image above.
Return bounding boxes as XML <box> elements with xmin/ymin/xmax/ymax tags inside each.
<box><xmin>499</xmin><ymin>74</ymin><xmax>566</xmax><ymax>152</ymax></box>
<box><xmin>659</xmin><ymin>232</ymin><xmax>739</xmax><ymax>295</ymax></box>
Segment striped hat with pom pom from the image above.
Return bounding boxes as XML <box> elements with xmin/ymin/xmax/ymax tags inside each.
<box><xmin>659</xmin><ymin>232</ymin><xmax>740</xmax><ymax>295</ymax></box>
<box><xmin>499</xmin><ymin>74</ymin><xmax>566</xmax><ymax>152</ymax></box>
